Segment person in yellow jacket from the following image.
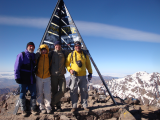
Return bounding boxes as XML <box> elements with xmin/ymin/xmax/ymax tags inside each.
<box><xmin>35</xmin><ymin>44</ymin><xmax>51</xmax><ymax>114</ymax></box>
<box><xmin>65</xmin><ymin>41</ymin><xmax>92</xmax><ymax>112</ymax></box>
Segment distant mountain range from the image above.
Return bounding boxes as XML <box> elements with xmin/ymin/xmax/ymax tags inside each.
<box><xmin>0</xmin><ymin>78</ymin><xmax>18</xmax><ymax>89</ymax></box>
<box><xmin>0</xmin><ymin>78</ymin><xmax>18</xmax><ymax>95</ymax></box>
<box><xmin>0</xmin><ymin>74</ymin><xmax>118</xmax><ymax>95</ymax></box>
<box><xmin>66</xmin><ymin>75</ymin><xmax>118</xmax><ymax>85</ymax></box>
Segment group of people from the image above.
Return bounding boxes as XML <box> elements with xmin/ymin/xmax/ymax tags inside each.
<box><xmin>14</xmin><ymin>41</ymin><xmax>92</xmax><ymax>116</ymax></box>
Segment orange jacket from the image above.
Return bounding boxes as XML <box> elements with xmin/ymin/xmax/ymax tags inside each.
<box><xmin>36</xmin><ymin>44</ymin><xmax>50</xmax><ymax>79</ymax></box>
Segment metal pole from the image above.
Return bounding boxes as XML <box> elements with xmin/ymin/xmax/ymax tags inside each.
<box><xmin>58</xmin><ymin>0</ymin><xmax>63</xmax><ymax>42</ymax></box>
<box><xmin>39</xmin><ymin>0</ymin><xmax>62</xmax><ymax>47</ymax></box>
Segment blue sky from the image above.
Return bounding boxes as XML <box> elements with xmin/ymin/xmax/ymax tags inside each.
<box><xmin>0</xmin><ymin>0</ymin><xmax>160</xmax><ymax>77</ymax></box>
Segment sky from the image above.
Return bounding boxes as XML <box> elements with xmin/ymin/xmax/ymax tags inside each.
<box><xmin>0</xmin><ymin>0</ymin><xmax>160</xmax><ymax>78</ymax></box>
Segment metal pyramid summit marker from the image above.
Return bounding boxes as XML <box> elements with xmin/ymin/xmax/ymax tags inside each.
<box><xmin>39</xmin><ymin>0</ymin><xmax>86</xmax><ymax>50</ymax></box>
<box><xmin>39</xmin><ymin>0</ymin><xmax>117</xmax><ymax>105</ymax></box>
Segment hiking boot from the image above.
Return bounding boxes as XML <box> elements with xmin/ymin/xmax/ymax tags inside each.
<box><xmin>47</xmin><ymin>109</ymin><xmax>51</xmax><ymax>114</ymax></box>
<box><xmin>19</xmin><ymin>99</ymin><xmax>27</xmax><ymax>116</ymax></box>
<box><xmin>41</xmin><ymin>109</ymin><xmax>46</xmax><ymax>114</ymax></box>
<box><xmin>22</xmin><ymin>111</ymin><xmax>27</xmax><ymax>116</ymax></box>
<box><xmin>52</xmin><ymin>107</ymin><xmax>55</xmax><ymax>112</ymax></box>
<box><xmin>30</xmin><ymin>99</ymin><xmax>38</xmax><ymax>115</ymax></box>
<box><xmin>56</xmin><ymin>106</ymin><xmax>62</xmax><ymax>112</ymax></box>
<box><xmin>84</xmin><ymin>108</ymin><xmax>90</xmax><ymax>112</ymax></box>
<box><xmin>71</xmin><ymin>108</ymin><xmax>76</xmax><ymax>112</ymax></box>
<box><xmin>31</xmin><ymin>110</ymin><xmax>37</xmax><ymax>115</ymax></box>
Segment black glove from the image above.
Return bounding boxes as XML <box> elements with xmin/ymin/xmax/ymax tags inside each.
<box><xmin>88</xmin><ymin>73</ymin><xmax>92</xmax><ymax>82</ymax></box>
<box><xmin>15</xmin><ymin>78</ymin><xmax>21</xmax><ymax>84</ymax></box>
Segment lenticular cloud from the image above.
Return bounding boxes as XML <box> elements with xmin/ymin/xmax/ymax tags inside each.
<box><xmin>0</xmin><ymin>16</ymin><xmax>160</xmax><ymax>43</ymax></box>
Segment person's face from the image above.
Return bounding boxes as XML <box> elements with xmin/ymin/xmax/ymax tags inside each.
<box><xmin>55</xmin><ymin>44</ymin><xmax>61</xmax><ymax>51</ymax></box>
<box><xmin>41</xmin><ymin>48</ymin><xmax>47</xmax><ymax>54</ymax></box>
<box><xmin>74</xmin><ymin>44</ymin><xmax>81</xmax><ymax>52</ymax></box>
<box><xmin>27</xmin><ymin>45</ymin><xmax>35</xmax><ymax>53</ymax></box>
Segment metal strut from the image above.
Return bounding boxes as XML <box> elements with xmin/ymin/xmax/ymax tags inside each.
<box><xmin>86</xmin><ymin>51</ymin><xmax>117</xmax><ymax>105</ymax></box>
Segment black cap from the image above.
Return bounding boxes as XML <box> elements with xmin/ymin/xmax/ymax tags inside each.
<box><xmin>54</xmin><ymin>41</ymin><xmax>61</xmax><ymax>46</ymax></box>
<box><xmin>26</xmin><ymin>42</ymin><xmax>35</xmax><ymax>49</ymax></box>
<box><xmin>74</xmin><ymin>41</ymin><xmax>81</xmax><ymax>46</ymax></box>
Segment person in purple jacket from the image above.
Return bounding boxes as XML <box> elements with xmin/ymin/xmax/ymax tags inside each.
<box><xmin>14</xmin><ymin>42</ymin><xmax>37</xmax><ymax>116</ymax></box>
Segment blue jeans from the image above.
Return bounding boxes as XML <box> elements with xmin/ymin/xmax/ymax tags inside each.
<box><xmin>19</xmin><ymin>83</ymin><xmax>36</xmax><ymax>99</ymax></box>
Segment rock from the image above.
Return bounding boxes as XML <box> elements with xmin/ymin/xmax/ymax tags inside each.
<box><xmin>106</xmin><ymin>96</ymin><xmax>111</xmax><ymax>101</ymax></box>
<box><xmin>85</xmin><ymin>115</ymin><xmax>97</xmax><ymax>120</ymax></box>
<box><xmin>110</xmin><ymin>108</ymin><xmax>120</xmax><ymax>113</ymax></box>
<box><xmin>88</xmin><ymin>90</ymin><xmax>94</xmax><ymax>96</ymax></box>
<box><xmin>114</xmin><ymin>97</ymin><xmax>122</xmax><ymax>103</ymax></box>
<box><xmin>124</xmin><ymin>98</ymin><xmax>140</xmax><ymax>105</ymax></box>
<box><xmin>3</xmin><ymin>102</ymin><xmax>7</xmax><ymax>109</ymax></box>
<box><xmin>107</xmin><ymin>118</ymin><xmax>117</xmax><ymax>120</ymax></box>
<box><xmin>60</xmin><ymin>115</ymin><xmax>70</xmax><ymax>120</ymax></box>
<box><xmin>118</xmin><ymin>108</ymin><xmax>136</xmax><ymax>120</ymax></box>
<box><xmin>99</xmin><ymin>111</ymin><xmax>113</xmax><ymax>119</ymax></box>
<box><xmin>60</xmin><ymin>97</ymin><xmax>70</xmax><ymax>103</ymax></box>
<box><xmin>77</xmin><ymin>104</ymin><xmax>82</xmax><ymax>108</ymax></box>
<box><xmin>88</xmin><ymin>96</ymin><xmax>95</xmax><ymax>100</ymax></box>
<box><xmin>0</xmin><ymin>87</ymin><xmax>160</xmax><ymax>120</ymax></box>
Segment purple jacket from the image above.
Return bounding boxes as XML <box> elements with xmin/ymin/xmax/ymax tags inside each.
<box><xmin>14</xmin><ymin>49</ymin><xmax>36</xmax><ymax>84</ymax></box>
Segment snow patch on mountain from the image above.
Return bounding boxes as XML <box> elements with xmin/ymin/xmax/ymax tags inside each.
<box><xmin>90</xmin><ymin>71</ymin><xmax>160</xmax><ymax>106</ymax></box>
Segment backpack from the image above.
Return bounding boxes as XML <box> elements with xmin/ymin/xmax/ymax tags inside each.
<box><xmin>21</xmin><ymin>52</ymin><xmax>35</xmax><ymax>61</ymax></box>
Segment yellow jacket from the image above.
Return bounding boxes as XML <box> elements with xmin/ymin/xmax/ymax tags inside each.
<box><xmin>36</xmin><ymin>44</ymin><xmax>50</xmax><ymax>79</ymax></box>
<box><xmin>66</xmin><ymin>50</ymin><xmax>92</xmax><ymax>76</ymax></box>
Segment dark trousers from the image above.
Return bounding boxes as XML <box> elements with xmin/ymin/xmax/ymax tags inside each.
<box><xmin>51</xmin><ymin>75</ymin><xmax>66</xmax><ymax>107</ymax></box>
<box><xmin>19</xmin><ymin>83</ymin><xmax>36</xmax><ymax>99</ymax></box>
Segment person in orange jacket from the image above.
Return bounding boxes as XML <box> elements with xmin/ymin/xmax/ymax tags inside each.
<box><xmin>35</xmin><ymin>44</ymin><xmax>51</xmax><ymax>114</ymax></box>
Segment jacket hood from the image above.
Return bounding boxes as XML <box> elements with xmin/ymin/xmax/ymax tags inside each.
<box><xmin>39</xmin><ymin>44</ymin><xmax>49</xmax><ymax>54</ymax></box>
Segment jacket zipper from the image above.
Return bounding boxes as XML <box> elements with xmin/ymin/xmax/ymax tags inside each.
<box><xmin>42</xmin><ymin>55</ymin><xmax>45</xmax><ymax>78</ymax></box>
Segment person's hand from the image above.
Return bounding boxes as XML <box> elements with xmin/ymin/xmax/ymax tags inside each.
<box><xmin>69</xmin><ymin>69</ymin><xmax>74</xmax><ymax>74</ymax></box>
<box><xmin>88</xmin><ymin>73</ymin><xmax>92</xmax><ymax>82</ymax></box>
<box><xmin>15</xmin><ymin>78</ymin><xmax>21</xmax><ymax>84</ymax></box>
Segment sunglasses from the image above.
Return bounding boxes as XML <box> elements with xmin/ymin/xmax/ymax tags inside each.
<box><xmin>75</xmin><ymin>45</ymin><xmax>81</xmax><ymax>47</ymax></box>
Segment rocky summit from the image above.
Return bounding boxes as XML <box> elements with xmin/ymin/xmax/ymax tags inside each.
<box><xmin>0</xmin><ymin>87</ymin><xmax>160</xmax><ymax>120</ymax></box>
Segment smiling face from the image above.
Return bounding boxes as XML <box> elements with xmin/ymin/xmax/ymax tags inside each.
<box><xmin>74</xmin><ymin>44</ymin><xmax>81</xmax><ymax>52</ymax></box>
<box><xmin>27</xmin><ymin>45</ymin><xmax>35</xmax><ymax>53</ymax></box>
<box><xmin>41</xmin><ymin>48</ymin><xmax>47</xmax><ymax>54</ymax></box>
<box><xmin>55</xmin><ymin>44</ymin><xmax>61</xmax><ymax>51</ymax></box>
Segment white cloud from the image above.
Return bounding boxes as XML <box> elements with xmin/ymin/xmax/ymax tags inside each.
<box><xmin>0</xmin><ymin>16</ymin><xmax>160</xmax><ymax>43</ymax></box>
<box><xmin>0</xmin><ymin>72</ymin><xmax>14</xmax><ymax>79</ymax></box>
<box><xmin>0</xmin><ymin>16</ymin><xmax>48</xmax><ymax>28</ymax></box>
<box><xmin>75</xmin><ymin>21</ymin><xmax>160</xmax><ymax>43</ymax></box>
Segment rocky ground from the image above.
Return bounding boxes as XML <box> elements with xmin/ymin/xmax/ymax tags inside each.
<box><xmin>0</xmin><ymin>89</ymin><xmax>160</xmax><ymax>120</ymax></box>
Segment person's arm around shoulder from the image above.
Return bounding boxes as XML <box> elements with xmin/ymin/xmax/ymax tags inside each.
<box><xmin>35</xmin><ymin>52</ymin><xmax>40</xmax><ymax>64</ymax></box>
<box><xmin>48</xmin><ymin>51</ymin><xmax>52</xmax><ymax>58</ymax></box>
<box><xmin>14</xmin><ymin>53</ymin><xmax>23</xmax><ymax>84</ymax></box>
